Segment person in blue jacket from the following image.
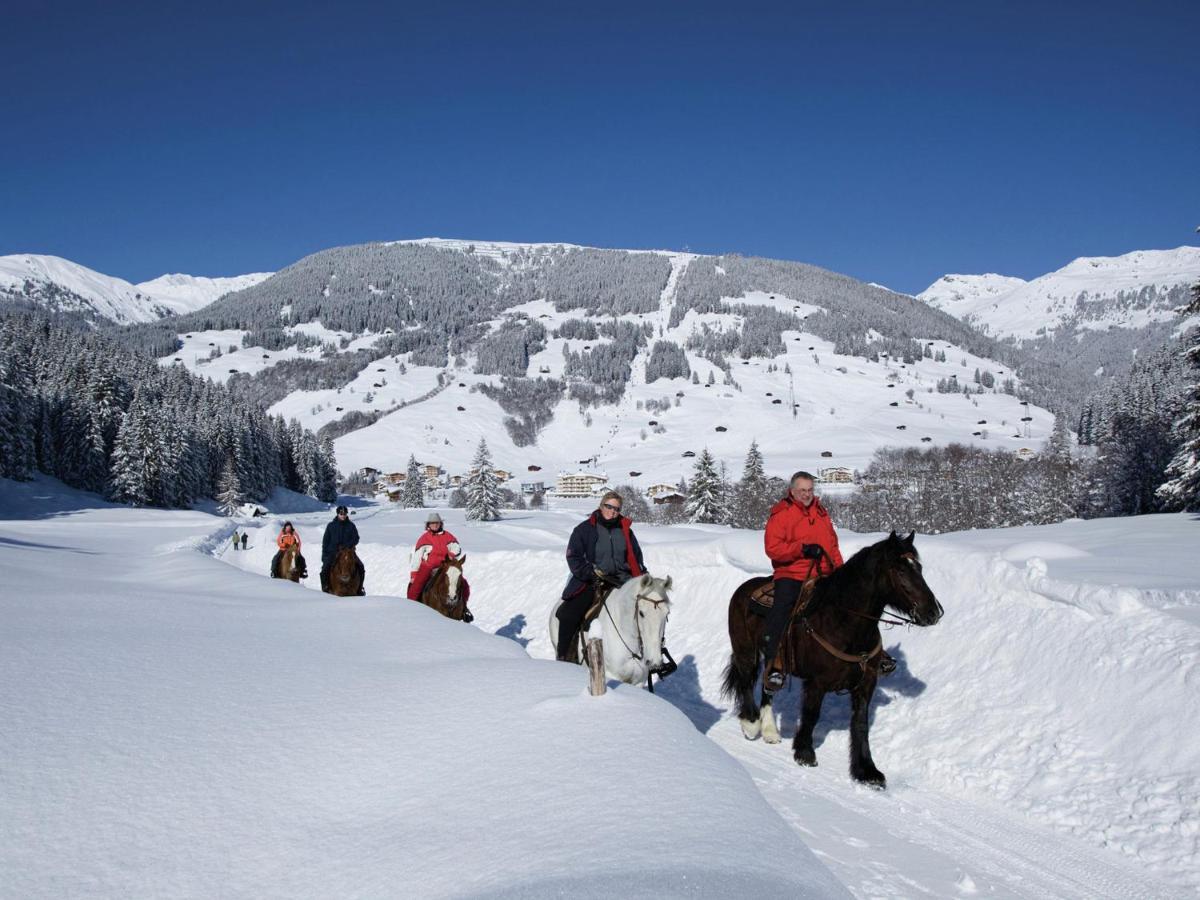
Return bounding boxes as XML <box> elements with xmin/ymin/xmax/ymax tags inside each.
<box><xmin>321</xmin><ymin>505</ymin><xmax>365</xmax><ymax>594</ymax></box>
<box><xmin>556</xmin><ymin>490</ymin><xmax>646</xmax><ymax>661</ymax></box>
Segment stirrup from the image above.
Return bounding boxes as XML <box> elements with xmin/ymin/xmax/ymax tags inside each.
<box><xmin>879</xmin><ymin>653</ymin><xmax>897</xmax><ymax>676</ymax></box>
<box><xmin>764</xmin><ymin>670</ymin><xmax>786</xmax><ymax>693</ymax></box>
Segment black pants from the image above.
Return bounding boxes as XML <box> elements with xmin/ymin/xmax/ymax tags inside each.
<box><xmin>761</xmin><ymin>578</ymin><xmax>804</xmax><ymax>671</ymax></box>
<box><xmin>556</xmin><ymin>586</ymin><xmax>595</xmax><ymax>660</ymax></box>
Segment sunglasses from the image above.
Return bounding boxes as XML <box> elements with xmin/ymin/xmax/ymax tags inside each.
<box><xmin>602</xmin><ymin>503</ymin><xmax>621</xmax><ymax>512</ymax></box>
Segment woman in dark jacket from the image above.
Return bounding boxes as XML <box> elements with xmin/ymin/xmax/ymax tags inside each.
<box><xmin>556</xmin><ymin>490</ymin><xmax>646</xmax><ymax>661</ymax></box>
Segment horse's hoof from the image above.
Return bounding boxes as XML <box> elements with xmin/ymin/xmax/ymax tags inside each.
<box><xmin>740</xmin><ymin>717</ymin><xmax>761</xmax><ymax>741</ymax></box>
<box><xmin>794</xmin><ymin>748</ymin><xmax>817</xmax><ymax>767</ymax></box>
<box><xmin>760</xmin><ymin>708</ymin><xmax>781</xmax><ymax>745</ymax></box>
<box><xmin>852</xmin><ymin>769</ymin><xmax>887</xmax><ymax>789</ymax></box>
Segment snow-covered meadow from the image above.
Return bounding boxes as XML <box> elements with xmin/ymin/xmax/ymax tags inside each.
<box><xmin>3</xmin><ymin>476</ymin><xmax>1196</xmax><ymax>897</ymax></box>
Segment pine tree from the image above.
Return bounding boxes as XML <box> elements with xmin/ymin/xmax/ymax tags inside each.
<box><xmin>401</xmin><ymin>454</ymin><xmax>425</xmax><ymax>508</ymax></box>
<box><xmin>1157</xmin><ymin>279</ymin><xmax>1200</xmax><ymax>511</ymax></box>
<box><xmin>684</xmin><ymin>448</ymin><xmax>728</xmax><ymax>524</ymax></box>
<box><xmin>465</xmin><ymin>438</ymin><xmax>501</xmax><ymax>521</ymax></box>
<box><xmin>216</xmin><ymin>456</ymin><xmax>244</xmax><ymax>516</ymax></box>
<box><xmin>730</xmin><ymin>440</ymin><xmax>773</xmax><ymax>528</ymax></box>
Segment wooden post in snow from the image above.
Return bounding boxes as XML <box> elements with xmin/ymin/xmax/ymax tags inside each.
<box><xmin>585</xmin><ymin>638</ymin><xmax>606</xmax><ymax>696</ymax></box>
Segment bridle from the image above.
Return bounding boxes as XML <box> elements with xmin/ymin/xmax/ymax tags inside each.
<box><xmin>602</xmin><ymin>589</ymin><xmax>668</xmax><ymax>662</ymax></box>
<box><xmin>794</xmin><ymin>552</ymin><xmax>924</xmax><ymax>673</ymax></box>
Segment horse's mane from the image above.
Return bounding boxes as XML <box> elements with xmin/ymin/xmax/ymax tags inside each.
<box><xmin>810</xmin><ymin>537</ymin><xmax>911</xmax><ymax>610</ymax></box>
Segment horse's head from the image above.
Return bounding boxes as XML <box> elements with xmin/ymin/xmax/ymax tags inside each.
<box><xmin>882</xmin><ymin>531</ymin><xmax>942</xmax><ymax>626</ymax></box>
<box><xmin>633</xmin><ymin>574</ymin><xmax>673</xmax><ymax>670</ymax></box>
<box><xmin>443</xmin><ymin>553</ymin><xmax>465</xmax><ymax>600</ymax></box>
<box><xmin>335</xmin><ymin>546</ymin><xmax>358</xmax><ymax>588</ymax></box>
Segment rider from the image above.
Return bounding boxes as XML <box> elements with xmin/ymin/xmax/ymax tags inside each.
<box><xmin>761</xmin><ymin>470</ymin><xmax>844</xmax><ymax>693</ymax></box>
<box><xmin>270</xmin><ymin>521</ymin><xmax>307</xmax><ymax>579</ymax></box>
<box><xmin>321</xmin><ymin>505</ymin><xmax>365</xmax><ymax>595</ymax></box>
<box><xmin>406</xmin><ymin>511</ymin><xmax>469</xmax><ymax>606</ymax></box>
<box><xmin>556</xmin><ymin>490</ymin><xmax>646</xmax><ymax>662</ymax></box>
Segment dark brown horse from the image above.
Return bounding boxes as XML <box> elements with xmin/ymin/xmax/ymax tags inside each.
<box><xmin>722</xmin><ymin>531</ymin><xmax>942</xmax><ymax>787</ymax></box>
<box><xmin>418</xmin><ymin>554</ymin><xmax>472</xmax><ymax>621</ymax></box>
<box><xmin>325</xmin><ymin>546</ymin><xmax>364</xmax><ymax>597</ymax></box>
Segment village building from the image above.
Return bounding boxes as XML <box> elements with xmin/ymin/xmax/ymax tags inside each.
<box><xmin>652</xmin><ymin>490</ymin><xmax>686</xmax><ymax>506</ymax></box>
<box><xmin>555</xmin><ymin>471</ymin><xmax>608</xmax><ymax>498</ymax></box>
<box><xmin>818</xmin><ymin>466</ymin><xmax>854</xmax><ymax>484</ymax></box>
<box><xmin>645</xmin><ymin>483</ymin><xmax>678</xmax><ymax>499</ymax></box>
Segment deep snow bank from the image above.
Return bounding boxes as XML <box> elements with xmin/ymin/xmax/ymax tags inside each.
<box><xmin>0</xmin><ymin>479</ymin><xmax>844</xmax><ymax>899</ymax></box>
<box><xmin>225</xmin><ymin>504</ymin><xmax>1200</xmax><ymax>893</ymax></box>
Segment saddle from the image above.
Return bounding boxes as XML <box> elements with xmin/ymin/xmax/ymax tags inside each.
<box><xmin>747</xmin><ymin>577</ymin><xmax>819</xmax><ymax>617</ymax></box>
<box><xmin>563</xmin><ymin>578</ymin><xmax>618</xmax><ymax>664</ymax></box>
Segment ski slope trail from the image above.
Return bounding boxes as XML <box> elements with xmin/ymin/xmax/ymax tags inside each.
<box><xmin>714</xmin><ymin>727</ymin><xmax>1163</xmax><ymax>898</ymax></box>
<box><xmin>221</xmin><ymin>503</ymin><xmax>1199</xmax><ymax>897</ymax></box>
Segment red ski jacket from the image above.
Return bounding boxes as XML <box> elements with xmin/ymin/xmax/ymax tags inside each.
<box><xmin>764</xmin><ymin>495</ymin><xmax>844</xmax><ymax>581</ymax></box>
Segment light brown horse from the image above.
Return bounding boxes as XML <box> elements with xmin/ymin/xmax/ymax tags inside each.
<box><xmin>419</xmin><ymin>554</ymin><xmax>471</xmax><ymax>621</ymax></box>
<box><xmin>279</xmin><ymin>545</ymin><xmax>303</xmax><ymax>582</ymax></box>
<box><xmin>325</xmin><ymin>546</ymin><xmax>364</xmax><ymax>597</ymax></box>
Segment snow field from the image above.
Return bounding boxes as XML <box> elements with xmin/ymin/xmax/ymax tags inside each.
<box><xmin>226</xmin><ymin>505</ymin><xmax>1199</xmax><ymax>895</ymax></box>
<box><xmin>0</xmin><ymin>479</ymin><xmax>844</xmax><ymax>899</ymax></box>
<box><xmin>330</xmin><ymin>290</ymin><xmax>1051</xmax><ymax>490</ymax></box>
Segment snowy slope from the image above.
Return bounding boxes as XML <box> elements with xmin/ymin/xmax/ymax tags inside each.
<box><xmin>222</xmin><ymin>498</ymin><xmax>1197</xmax><ymax>896</ymax></box>
<box><xmin>327</xmin><ymin>270</ymin><xmax>1046</xmax><ymax>488</ymax></box>
<box><xmin>0</xmin><ymin>253</ymin><xmax>270</xmax><ymax>324</ymax></box>
<box><xmin>134</xmin><ymin>271</ymin><xmax>273</xmax><ymax>315</ymax></box>
<box><xmin>918</xmin><ymin>247</ymin><xmax>1200</xmax><ymax>339</ymax></box>
<box><xmin>0</xmin><ymin>476</ymin><xmax>845</xmax><ymax>899</ymax></box>
<box><xmin>4</xmin><ymin>474</ymin><xmax>1189</xmax><ymax>895</ymax></box>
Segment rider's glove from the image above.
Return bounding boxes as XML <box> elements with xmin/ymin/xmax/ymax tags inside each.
<box><xmin>801</xmin><ymin>543</ymin><xmax>824</xmax><ymax>560</ymax></box>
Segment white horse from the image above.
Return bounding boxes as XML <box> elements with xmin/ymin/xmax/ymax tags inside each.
<box><xmin>549</xmin><ymin>574</ymin><xmax>673</xmax><ymax>686</ymax></box>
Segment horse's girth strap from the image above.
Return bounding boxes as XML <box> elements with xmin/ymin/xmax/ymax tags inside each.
<box><xmin>804</xmin><ymin>626</ymin><xmax>884</xmax><ymax>672</ymax></box>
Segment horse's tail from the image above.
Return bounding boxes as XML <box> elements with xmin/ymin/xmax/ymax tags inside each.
<box><xmin>722</xmin><ymin>579</ymin><xmax>768</xmax><ymax>720</ymax></box>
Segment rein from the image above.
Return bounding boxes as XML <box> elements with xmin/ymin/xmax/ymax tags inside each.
<box><xmin>602</xmin><ymin>589</ymin><xmax>666</xmax><ymax>662</ymax></box>
<box><xmin>788</xmin><ymin>552</ymin><xmax>919</xmax><ymax>672</ymax></box>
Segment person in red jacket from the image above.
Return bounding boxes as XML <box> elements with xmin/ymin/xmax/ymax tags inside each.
<box><xmin>761</xmin><ymin>470</ymin><xmax>844</xmax><ymax>692</ymax></box>
<box><xmin>407</xmin><ymin>512</ymin><xmax>469</xmax><ymax>608</ymax></box>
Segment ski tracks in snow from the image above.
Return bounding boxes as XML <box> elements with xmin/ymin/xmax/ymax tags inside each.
<box><xmin>714</xmin><ymin>724</ymin><xmax>1176</xmax><ymax>899</ymax></box>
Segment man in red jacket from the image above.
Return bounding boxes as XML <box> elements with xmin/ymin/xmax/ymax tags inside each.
<box><xmin>761</xmin><ymin>470</ymin><xmax>844</xmax><ymax>693</ymax></box>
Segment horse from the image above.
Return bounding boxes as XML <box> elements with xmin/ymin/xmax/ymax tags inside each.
<box><xmin>721</xmin><ymin>531</ymin><xmax>942</xmax><ymax>788</ymax></box>
<box><xmin>325</xmin><ymin>546</ymin><xmax>364</xmax><ymax>597</ymax></box>
<box><xmin>549</xmin><ymin>574</ymin><xmax>674</xmax><ymax>688</ymax></box>
<box><xmin>418</xmin><ymin>554</ymin><xmax>472</xmax><ymax>621</ymax></box>
<box><xmin>278</xmin><ymin>544</ymin><xmax>303</xmax><ymax>582</ymax></box>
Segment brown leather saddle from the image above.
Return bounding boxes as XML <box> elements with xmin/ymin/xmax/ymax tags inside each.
<box><xmin>747</xmin><ymin>576</ymin><xmax>818</xmax><ymax>616</ymax></box>
<box><xmin>563</xmin><ymin>580</ymin><xmax>618</xmax><ymax>663</ymax></box>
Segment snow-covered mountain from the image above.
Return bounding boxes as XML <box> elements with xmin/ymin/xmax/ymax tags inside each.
<box><xmin>144</xmin><ymin>238</ymin><xmax>1048</xmax><ymax>488</ymax></box>
<box><xmin>135</xmin><ymin>271</ymin><xmax>274</xmax><ymax>315</ymax></box>
<box><xmin>0</xmin><ymin>253</ymin><xmax>270</xmax><ymax>324</ymax></box>
<box><xmin>918</xmin><ymin>246</ymin><xmax>1200</xmax><ymax>340</ymax></box>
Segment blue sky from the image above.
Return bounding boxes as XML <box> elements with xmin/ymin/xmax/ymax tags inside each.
<box><xmin>2</xmin><ymin>0</ymin><xmax>1196</xmax><ymax>293</ymax></box>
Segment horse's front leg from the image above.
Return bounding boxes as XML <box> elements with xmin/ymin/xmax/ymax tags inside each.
<box><xmin>849</xmin><ymin>672</ymin><xmax>885</xmax><ymax>787</ymax></box>
<box><xmin>793</xmin><ymin>681</ymin><xmax>825</xmax><ymax>767</ymax></box>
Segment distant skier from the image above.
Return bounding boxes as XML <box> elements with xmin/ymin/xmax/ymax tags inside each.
<box><xmin>241</xmin><ymin>532</ymin><xmax>248</xmax><ymax>551</ymax></box>
<box><xmin>231</xmin><ymin>530</ymin><xmax>239</xmax><ymax>552</ymax></box>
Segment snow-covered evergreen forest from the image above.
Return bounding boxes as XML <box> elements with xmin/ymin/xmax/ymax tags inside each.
<box><xmin>0</xmin><ymin>311</ymin><xmax>337</xmax><ymax>507</ymax></box>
